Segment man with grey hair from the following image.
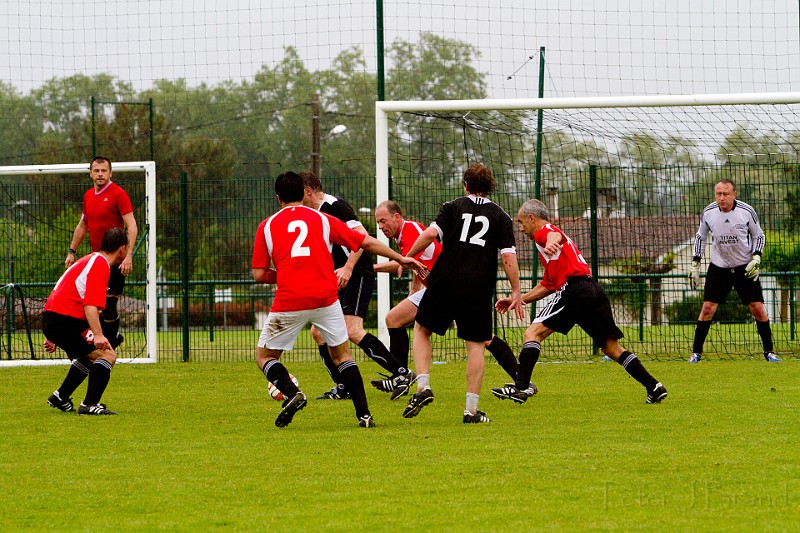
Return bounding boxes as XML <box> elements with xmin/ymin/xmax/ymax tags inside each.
<box><xmin>687</xmin><ymin>178</ymin><xmax>779</xmax><ymax>363</ymax></box>
<box><xmin>492</xmin><ymin>199</ymin><xmax>668</xmax><ymax>404</ymax></box>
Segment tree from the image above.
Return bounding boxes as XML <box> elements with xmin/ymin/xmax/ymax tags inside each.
<box><xmin>317</xmin><ymin>46</ymin><xmax>377</xmax><ymax>182</ymax></box>
<box><xmin>617</xmin><ymin>132</ymin><xmax>704</xmax><ymax>216</ymax></box>
<box><xmin>386</xmin><ymin>33</ymin><xmax>490</xmax><ymax>181</ymax></box>
<box><xmin>717</xmin><ymin>127</ymin><xmax>786</xmax><ymax>165</ymax></box>
<box><xmin>762</xmin><ymin>231</ymin><xmax>800</xmax><ymax>323</ymax></box>
<box><xmin>0</xmin><ymin>82</ymin><xmax>41</xmax><ymax>165</ymax></box>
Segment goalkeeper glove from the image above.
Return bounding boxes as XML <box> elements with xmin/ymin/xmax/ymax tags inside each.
<box><xmin>688</xmin><ymin>261</ymin><xmax>700</xmax><ymax>290</ymax></box>
<box><xmin>745</xmin><ymin>255</ymin><xmax>761</xmax><ymax>281</ymax></box>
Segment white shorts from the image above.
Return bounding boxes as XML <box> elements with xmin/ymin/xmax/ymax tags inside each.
<box><xmin>258</xmin><ymin>301</ymin><xmax>348</xmax><ymax>351</ymax></box>
<box><xmin>407</xmin><ymin>287</ymin><xmax>426</xmax><ymax>307</ymax></box>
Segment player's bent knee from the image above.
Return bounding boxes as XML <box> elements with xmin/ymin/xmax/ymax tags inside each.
<box><xmin>346</xmin><ymin>323</ymin><xmax>367</xmax><ymax>343</ymax></box>
<box><xmin>92</xmin><ymin>350</ymin><xmax>116</xmax><ymax>366</ymax></box>
<box><xmin>328</xmin><ymin>343</ymin><xmax>352</xmax><ymax>365</ymax></box>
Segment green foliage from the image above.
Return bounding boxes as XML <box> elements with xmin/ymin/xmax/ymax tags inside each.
<box><xmin>5</xmin><ymin>205</ymin><xmax>81</xmax><ymax>294</ymax></box>
<box><xmin>763</xmin><ymin>231</ymin><xmax>800</xmax><ymax>275</ymax></box>
<box><xmin>4</xmin><ymin>36</ymin><xmax>800</xmax><ymax>290</ymax></box>
<box><xmin>387</xmin><ymin>33</ymin><xmax>486</xmax><ymax>102</ymax></box>
<box><xmin>717</xmin><ymin>126</ymin><xmax>800</xmax><ymax>165</ymax></box>
<box><xmin>0</xmin><ymin>82</ymin><xmax>40</xmax><ymax>165</ymax></box>
<box><xmin>665</xmin><ymin>294</ymin><xmax>754</xmax><ymax>325</ymax></box>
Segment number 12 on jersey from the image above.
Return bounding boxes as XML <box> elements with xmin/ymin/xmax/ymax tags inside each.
<box><xmin>459</xmin><ymin>213</ymin><xmax>489</xmax><ymax>247</ymax></box>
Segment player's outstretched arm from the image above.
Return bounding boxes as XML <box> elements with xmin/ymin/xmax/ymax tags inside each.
<box><xmin>374</xmin><ymin>260</ymin><xmax>401</xmax><ymax>274</ymax></box>
<box><xmin>501</xmin><ymin>252</ymin><xmax>525</xmax><ymax>320</ymax></box>
<box><xmin>360</xmin><ymin>235</ymin><xmax>428</xmax><ymax>279</ymax></box>
<box><xmin>498</xmin><ymin>282</ymin><xmax>554</xmax><ymax>314</ymax></box>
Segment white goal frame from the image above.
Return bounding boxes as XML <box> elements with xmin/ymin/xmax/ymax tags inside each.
<box><xmin>374</xmin><ymin>91</ymin><xmax>800</xmax><ymax>345</ymax></box>
<box><xmin>0</xmin><ymin>161</ymin><xmax>157</xmax><ymax>367</ymax></box>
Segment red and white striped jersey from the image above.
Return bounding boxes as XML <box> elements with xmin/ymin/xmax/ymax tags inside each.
<box><xmin>534</xmin><ymin>223</ymin><xmax>591</xmax><ymax>291</ymax></box>
<box><xmin>396</xmin><ymin>220</ymin><xmax>441</xmax><ymax>287</ymax></box>
<box><xmin>44</xmin><ymin>252</ymin><xmax>110</xmax><ymax>319</ymax></box>
<box><xmin>253</xmin><ymin>205</ymin><xmax>367</xmax><ymax>312</ymax></box>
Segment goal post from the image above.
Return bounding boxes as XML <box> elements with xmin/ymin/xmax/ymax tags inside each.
<box><xmin>375</xmin><ymin>92</ymin><xmax>800</xmax><ymax>359</ymax></box>
<box><xmin>0</xmin><ymin>161</ymin><xmax>157</xmax><ymax>367</ymax></box>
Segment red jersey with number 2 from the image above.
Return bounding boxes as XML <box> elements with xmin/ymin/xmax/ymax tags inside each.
<box><xmin>252</xmin><ymin>205</ymin><xmax>367</xmax><ymax>312</ymax></box>
<box><xmin>534</xmin><ymin>223</ymin><xmax>591</xmax><ymax>291</ymax></box>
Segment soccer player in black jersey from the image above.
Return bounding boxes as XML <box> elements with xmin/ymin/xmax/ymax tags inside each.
<box><xmin>372</xmin><ymin>199</ymin><xmax>531</xmax><ymax>398</ymax></box>
<box><xmin>687</xmin><ymin>178</ymin><xmax>780</xmax><ymax>363</ymax></box>
<box><xmin>402</xmin><ymin>163</ymin><xmax>525</xmax><ymax>424</ymax></box>
<box><xmin>300</xmin><ymin>173</ymin><xmax>416</xmax><ymax>399</ymax></box>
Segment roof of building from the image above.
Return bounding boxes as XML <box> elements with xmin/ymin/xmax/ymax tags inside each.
<box><xmin>514</xmin><ymin>215</ymin><xmax>698</xmax><ymax>264</ymax></box>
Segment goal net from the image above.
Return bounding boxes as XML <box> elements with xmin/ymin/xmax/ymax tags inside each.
<box><xmin>376</xmin><ymin>93</ymin><xmax>800</xmax><ymax>362</ymax></box>
<box><xmin>0</xmin><ymin>162</ymin><xmax>157</xmax><ymax>366</ymax></box>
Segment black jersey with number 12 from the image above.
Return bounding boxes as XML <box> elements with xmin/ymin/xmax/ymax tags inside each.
<box><xmin>427</xmin><ymin>195</ymin><xmax>516</xmax><ymax>286</ymax></box>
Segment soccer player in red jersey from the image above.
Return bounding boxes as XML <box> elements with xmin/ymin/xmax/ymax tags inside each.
<box><xmin>492</xmin><ymin>199</ymin><xmax>668</xmax><ymax>404</ymax></box>
<box><xmin>64</xmin><ymin>156</ymin><xmax>138</xmax><ymax>349</ymax></box>
<box><xmin>44</xmin><ymin>228</ymin><xmax>130</xmax><ymax>415</ymax></box>
<box><xmin>252</xmin><ymin>171</ymin><xmax>425</xmax><ymax>428</ymax></box>
<box><xmin>372</xmin><ymin>199</ymin><xmax>525</xmax><ymax>399</ymax></box>
<box><xmin>300</xmin><ymin>173</ymin><xmax>415</xmax><ymax>401</ymax></box>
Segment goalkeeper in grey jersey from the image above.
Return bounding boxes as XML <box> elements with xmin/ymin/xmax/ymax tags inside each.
<box><xmin>687</xmin><ymin>178</ymin><xmax>780</xmax><ymax>363</ymax></box>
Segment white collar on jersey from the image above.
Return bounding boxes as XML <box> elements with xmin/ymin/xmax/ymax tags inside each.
<box><xmin>467</xmin><ymin>194</ymin><xmax>491</xmax><ymax>204</ymax></box>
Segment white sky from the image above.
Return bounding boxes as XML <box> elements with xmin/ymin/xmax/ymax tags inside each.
<box><xmin>1</xmin><ymin>0</ymin><xmax>799</xmax><ymax>99</ymax></box>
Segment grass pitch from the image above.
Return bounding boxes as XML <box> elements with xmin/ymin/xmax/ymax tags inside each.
<box><xmin>1</xmin><ymin>359</ymin><xmax>798</xmax><ymax>531</ymax></box>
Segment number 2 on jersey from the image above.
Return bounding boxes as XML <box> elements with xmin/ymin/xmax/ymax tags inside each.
<box><xmin>459</xmin><ymin>213</ymin><xmax>489</xmax><ymax>246</ymax></box>
<box><xmin>287</xmin><ymin>220</ymin><xmax>310</xmax><ymax>257</ymax></box>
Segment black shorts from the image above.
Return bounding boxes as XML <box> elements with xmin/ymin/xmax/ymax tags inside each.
<box><xmin>338</xmin><ymin>273</ymin><xmax>374</xmax><ymax>319</ymax></box>
<box><xmin>42</xmin><ymin>311</ymin><xmax>98</xmax><ymax>360</ymax></box>
<box><xmin>703</xmin><ymin>262</ymin><xmax>764</xmax><ymax>305</ymax></box>
<box><xmin>534</xmin><ymin>277</ymin><xmax>623</xmax><ymax>346</ymax></box>
<box><xmin>107</xmin><ymin>264</ymin><xmax>126</xmax><ymax>296</ymax></box>
<box><xmin>415</xmin><ymin>280</ymin><xmax>494</xmax><ymax>342</ymax></box>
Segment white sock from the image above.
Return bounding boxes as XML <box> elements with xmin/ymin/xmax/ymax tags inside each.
<box><xmin>417</xmin><ymin>374</ymin><xmax>430</xmax><ymax>391</ymax></box>
<box><xmin>466</xmin><ymin>392</ymin><xmax>479</xmax><ymax>414</ymax></box>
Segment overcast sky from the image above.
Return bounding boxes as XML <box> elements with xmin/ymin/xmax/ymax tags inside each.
<box><xmin>2</xmin><ymin>0</ymin><xmax>799</xmax><ymax>99</ymax></box>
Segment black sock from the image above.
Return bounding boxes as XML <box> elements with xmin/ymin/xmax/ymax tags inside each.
<box><xmin>83</xmin><ymin>359</ymin><xmax>113</xmax><ymax>406</ymax></box>
<box><xmin>617</xmin><ymin>351</ymin><xmax>658</xmax><ymax>391</ymax></box>
<box><xmin>337</xmin><ymin>360</ymin><xmax>370</xmax><ymax>419</ymax></box>
<box><xmin>516</xmin><ymin>341</ymin><xmax>540</xmax><ymax>390</ymax></box>
<box><xmin>388</xmin><ymin>327</ymin><xmax>410</xmax><ymax>368</ymax></box>
<box><xmin>318</xmin><ymin>344</ymin><xmax>342</xmax><ymax>384</ymax></box>
<box><xmin>692</xmin><ymin>320</ymin><xmax>712</xmax><ymax>354</ymax></box>
<box><xmin>262</xmin><ymin>359</ymin><xmax>299</xmax><ymax>399</ymax></box>
<box><xmin>487</xmin><ymin>336</ymin><xmax>518</xmax><ymax>380</ymax></box>
<box><xmin>756</xmin><ymin>320</ymin><xmax>774</xmax><ymax>353</ymax></box>
<box><xmin>57</xmin><ymin>357</ymin><xmax>91</xmax><ymax>398</ymax></box>
<box><xmin>358</xmin><ymin>333</ymin><xmax>406</xmax><ymax>375</ymax></box>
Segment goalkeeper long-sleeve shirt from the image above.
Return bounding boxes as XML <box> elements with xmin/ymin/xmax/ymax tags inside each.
<box><xmin>692</xmin><ymin>200</ymin><xmax>765</xmax><ymax>269</ymax></box>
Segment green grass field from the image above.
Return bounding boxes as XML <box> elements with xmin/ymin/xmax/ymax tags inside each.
<box><xmin>1</xmin><ymin>359</ymin><xmax>798</xmax><ymax>531</ymax></box>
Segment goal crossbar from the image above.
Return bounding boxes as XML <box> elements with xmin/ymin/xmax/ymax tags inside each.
<box><xmin>0</xmin><ymin>161</ymin><xmax>157</xmax><ymax>367</ymax></box>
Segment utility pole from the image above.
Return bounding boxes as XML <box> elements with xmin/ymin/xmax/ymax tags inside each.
<box><xmin>311</xmin><ymin>92</ymin><xmax>321</xmax><ymax>178</ymax></box>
